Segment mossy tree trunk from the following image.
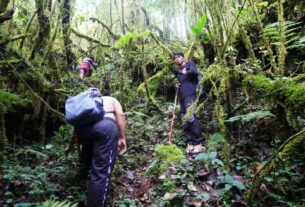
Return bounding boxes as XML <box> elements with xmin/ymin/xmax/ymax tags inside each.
<box><xmin>62</xmin><ymin>0</ymin><xmax>75</xmax><ymax>70</ymax></box>
<box><xmin>237</xmin><ymin>17</ymin><xmax>256</xmax><ymax>62</ymax></box>
<box><xmin>277</xmin><ymin>0</ymin><xmax>287</xmax><ymax>75</ymax></box>
<box><xmin>19</xmin><ymin>11</ymin><xmax>37</xmax><ymax>50</ymax></box>
<box><xmin>248</xmin><ymin>0</ymin><xmax>278</xmax><ymax>73</ymax></box>
<box><xmin>248</xmin><ymin>130</ymin><xmax>305</xmax><ymax>204</ymax></box>
<box><xmin>0</xmin><ymin>0</ymin><xmax>10</xmax><ymax>14</ymax></box>
<box><xmin>30</xmin><ymin>0</ymin><xmax>50</xmax><ymax>60</ymax></box>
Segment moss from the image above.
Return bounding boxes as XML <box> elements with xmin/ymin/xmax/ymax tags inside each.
<box><xmin>245</xmin><ymin>74</ymin><xmax>305</xmax><ymax>111</ymax></box>
<box><xmin>155</xmin><ymin>144</ymin><xmax>185</xmax><ymax>173</ymax></box>
<box><xmin>137</xmin><ymin>69</ymin><xmax>169</xmax><ymax>97</ymax></box>
<box><xmin>161</xmin><ymin>178</ymin><xmax>176</xmax><ymax>193</ymax></box>
<box><xmin>0</xmin><ymin>89</ymin><xmax>28</xmax><ymax>111</ymax></box>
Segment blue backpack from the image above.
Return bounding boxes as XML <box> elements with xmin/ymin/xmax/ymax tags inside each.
<box><xmin>65</xmin><ymin>88</ymin><xmax>105</xmax><ymax>127</ymax></box>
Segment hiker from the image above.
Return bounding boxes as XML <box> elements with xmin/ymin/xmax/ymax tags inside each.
<box><xmin>172</xmin><ymin>51</ymin><xmax>206</xmax><ymax>154</ymax></box>
<box><xmin>65</xmin><ymin>95</ymin><xmax>127</xmax><ymax>207</ymax></box>
<box><xmin>79</xmin><ymin>56</ymin><xmax>97</xmax><ymax>79</ymax></box>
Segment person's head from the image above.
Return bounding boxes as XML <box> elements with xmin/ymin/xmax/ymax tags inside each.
<box><xmin>173</xmin><ymin>52</ymin><xmax>185</xmax><ymax>66</ymax></box>
<box><xmin>88</xmin><ymin>55</ymin><xmax>95</xmax><ymax>62</ymax></box>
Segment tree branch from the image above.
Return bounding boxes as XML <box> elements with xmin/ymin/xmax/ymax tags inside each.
<box><xmin>0</xmin><ymin>34</ymin><xmax>30</xmax><ymax>46</ymax></box>
<box><xmin>89</xmin><ymin>17</ymin><xmax>119</xmax><ymax>40</ymax></box>
<box><xmin>149</xmin><ymin>32</ymin><xmax>172</xmax><ymax>56</ymax></box>
<box><xmin>248</xmin><ymin>129</ymin><xmax>305</xmax><ymax>204</ymax></box>
<box><xmin>71</xmin><ymin>28</ymin><xmax>111</xmax><ymax>47</ymax></box>
<box><xmin>0</xmin><ymin>9</ymin><xmax>14</xmax><ymax>23</ymax></box>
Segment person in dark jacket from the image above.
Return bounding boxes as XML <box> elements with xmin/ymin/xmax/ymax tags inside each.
<box><xmin>65</xmin><ymin>96</ymin><xmax>127</xmax><ymax>207</ymax></box>
<box><xmin>173</xmin><ymin>51</ymin><xmax>205</xmax><ymax>154</ymax></box>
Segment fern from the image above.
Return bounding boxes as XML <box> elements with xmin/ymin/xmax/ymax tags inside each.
<box><xmin>263</xmin><ymin>21</ymin><xmax>303</xmax><ymax>49</ymax></box>
<box><xmin>15</xmin><ymin>147</ymin><xmax>48</xmax><ymax>159</ymax></box>
<box><xmin>225</xmin><ymin>110</ymin><xmax>275</xmax><ymax>123</ymax></box>
<box><xmin>38</xmin><ymin>200</ymin><xmax>77</xmax><ymax>207</ymax></box>
<box><xmin>207</xmin><ymin>132</ymin><xmax>225</xmax><ymax>152</ymax></box>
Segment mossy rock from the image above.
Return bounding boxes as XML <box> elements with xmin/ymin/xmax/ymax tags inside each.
<box><xmin>155</xmin><ymin>144</ymin><xmax>185</xmax><ymax>173</ymax></box>
<box><xmin>245</xmin><ymin>74</ymin><xmax>305</xmax><ymax>111</ymax></box>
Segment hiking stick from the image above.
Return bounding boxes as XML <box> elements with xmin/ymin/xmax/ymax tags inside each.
<box><xmin>168</xmin><ymin>86</ymin><xmax>179</xmax><ymax>144</ymax></box>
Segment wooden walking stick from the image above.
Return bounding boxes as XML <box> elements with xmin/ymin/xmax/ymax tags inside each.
<box><xmin>168</xmin><ymin>85</ymin><xmax>179</xmax><ymax>144</ymax></box>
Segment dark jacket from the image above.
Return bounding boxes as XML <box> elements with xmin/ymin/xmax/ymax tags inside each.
<box><xmin>174</xmin><ymin>60</ymin><xmax>199</xmax><ymax>99</ymax></box>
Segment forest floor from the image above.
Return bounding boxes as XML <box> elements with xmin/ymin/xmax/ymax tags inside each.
<box><xmin>1</xmin><ymin>100</ymin><xmax>305</xmax><ymax>207</ymax></box>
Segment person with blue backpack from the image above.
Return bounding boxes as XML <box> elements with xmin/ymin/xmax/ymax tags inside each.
<box><xmin>65</xmin><ymin>88</ymin><xmax>127</xmax><ymax>207</ymax></box>
<box><xmin>172</xmin><ymin>51</ymin><xmax>206</xmax><ymax>154</ymax></box>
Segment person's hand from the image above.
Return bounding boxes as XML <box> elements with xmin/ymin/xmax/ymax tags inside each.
<box><xmin>117</xmin><ymin>138</ymin><xmax>127</xmax><ymax>155</ymax></box>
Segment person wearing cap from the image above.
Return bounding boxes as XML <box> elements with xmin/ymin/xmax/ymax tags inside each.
<box><xmin>172</xmin><ymin>52</ymin><xmax>206</xmax><ymax>154</ymax></box>
<box><xmin>79</xmin><ymin>56</ymin><xmax>98</xmax><ymax>79</ymax></box>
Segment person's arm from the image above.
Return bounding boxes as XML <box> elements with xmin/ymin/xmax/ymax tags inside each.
<box><xmin>92</xmin><ymin>62</ymin><xmax>98</xmax><ymax>70</ymax></box>
<box><xmin>114</xmin><ymin>99</ymin><xmax>127</xmax><ymax>155</ymax></box>
<box><xmin>182</xmin><ymin>60</ymin><xmax>198</xmax><ymax>77</ymax></box>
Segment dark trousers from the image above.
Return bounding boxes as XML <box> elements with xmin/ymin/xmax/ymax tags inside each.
<box><xmin>77</xmin><ymin>118</ymin><xmax>118</xmax><ymax>207</ymax></box>
<box><xmin>180</xmin><ymin>95</ymin><xmax>203</xmax><ymax>145</ymax></box>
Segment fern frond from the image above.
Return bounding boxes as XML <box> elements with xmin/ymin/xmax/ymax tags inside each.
<box><xmin>38</xmin><ymin>200</ymin><xmax>77</xmax><ymax>207</ymax></box>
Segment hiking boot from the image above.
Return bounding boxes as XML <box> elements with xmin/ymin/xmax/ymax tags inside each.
<box><xmin>191</xmin><ymin>144</ymin><xmax>206</xmax><ymax>154</ymax></box>
<box><xmin>186</xmin><ymin>144</ymin><xmax>194</xmax><ymax>154</ymax></box>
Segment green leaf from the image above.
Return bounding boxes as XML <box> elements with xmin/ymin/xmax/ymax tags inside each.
<box><xmin>225</xmin><ymin>110</ymin><xmax>275</xmax><ymax>123</ymax></box>
<box><xmin>15</xmin><ymin>203</ymin><xmax>34</xmax><ymax>207</ymax></box>
<box><xmin>194</xmin><ymin>152</ymin><xmax>208</xmax><ymax>161</ymax></box>
<box><xmin>224</xmin><ymin>174</ymin><xmax>235</xmax><ymax>184</ymax></box>
<box><xmin>191</xmin><ymin>14</ymin><xmax>207</xmax><ymax>37</ymax></box>
<box><xmin>225</xmin><ymin>184</ymin><xmax>232</xmax><ymax>192</ymax></box>
<box><xmin>209</xmin><ymin>151</ymin><xmax>217</xmax><ymax>159</ymax></box>
<box><xmin>211</xmin><ymin>159</ymin><xmax>224</xmax><ymax>167</ymax></box>
<box><xmin>7</xmin><ymin>199</ymin><xmax>14</xmax><ymax>204</ymax></box>
<box><xmin>45</xmin><ymin>144</ymin><xmax>53</xmax><ymax>150</ymax></box>
<box><xmin>257</xmin><ymin>1</ymin><xmax>268</xmax><ymax>7</ymax></box>
<box><xmin>224</xmin><ymin>175</ymin><xmax>245</xmax><ymax>190</ymax></box>
<box><xmin>233</xmin><ymin>180</ymin><xmax>246</xmax><ymax>190</ymax></box>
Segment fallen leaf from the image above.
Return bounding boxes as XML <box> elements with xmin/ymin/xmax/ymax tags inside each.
<box><xmin>158</xmin><ymin>174</ymin><xmax>166</xmax><ymax>180</ymax></box>
<box><xmin>161</xmin><ymin>192</ymin><xmax>178</xmax><ymax>201</ymax></box>
<box><xmin>140</xmin><ymin>193</ymin><xmax>149</xmax><ymax>202</ymax></box>
<box><xmin>187</xmin><ymin>182</ymin><xmax>198</xmax><ymax>192</ymax></box>
<box><xmin>126</xmin><ymin>170</ymin><xmax>135</xmax><ymax>180</ymax></box>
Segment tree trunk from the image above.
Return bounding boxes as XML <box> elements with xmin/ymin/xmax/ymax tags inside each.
<box><xmin>109</xmin><ymin>0</ymin><xmax>113</xmax><ymax>30</ymax></box>
<box><xmin>19</xmin><ymin>11</ymin><xmax>37</xmax><ymax>50</ymax></box>
<box><xmin>62</xmin><ymin>0</ymin><xmax>75</xmax><ymax>70</ymax></box>
<box><xmin>121</xmin><ymin>0</ymin><xmax>125</xmax><ymax>34</ymax></box>
<box><xmin>30</xmin><ymin>0</ymin><xmax>50</xmax><ymax>60</ymax></box>
<box><xmin>0</xmin><ymin>0</ymin><xmax>10</xmax><ymax>14</ymax></box>
<box><xmin>0</xmin><ymin>9</ymin><xmax>13</xmax><ymax>23</ymax></box>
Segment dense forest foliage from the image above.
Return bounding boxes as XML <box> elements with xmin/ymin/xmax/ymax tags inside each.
<box><xmin>1</xmin><ymin>0</ymin><xmax>305</xmax><ymax>206</ymax></box>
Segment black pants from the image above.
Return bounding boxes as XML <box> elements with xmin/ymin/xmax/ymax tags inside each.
<box><xmin>180</xmin><ymin>95</ymin><xmax>203</xmax><ymax>145</ymax></box>
<box><xmin>76</xmin><ymin>118</ymin><xmax>118</xmax><ymax>207</ymax></box>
